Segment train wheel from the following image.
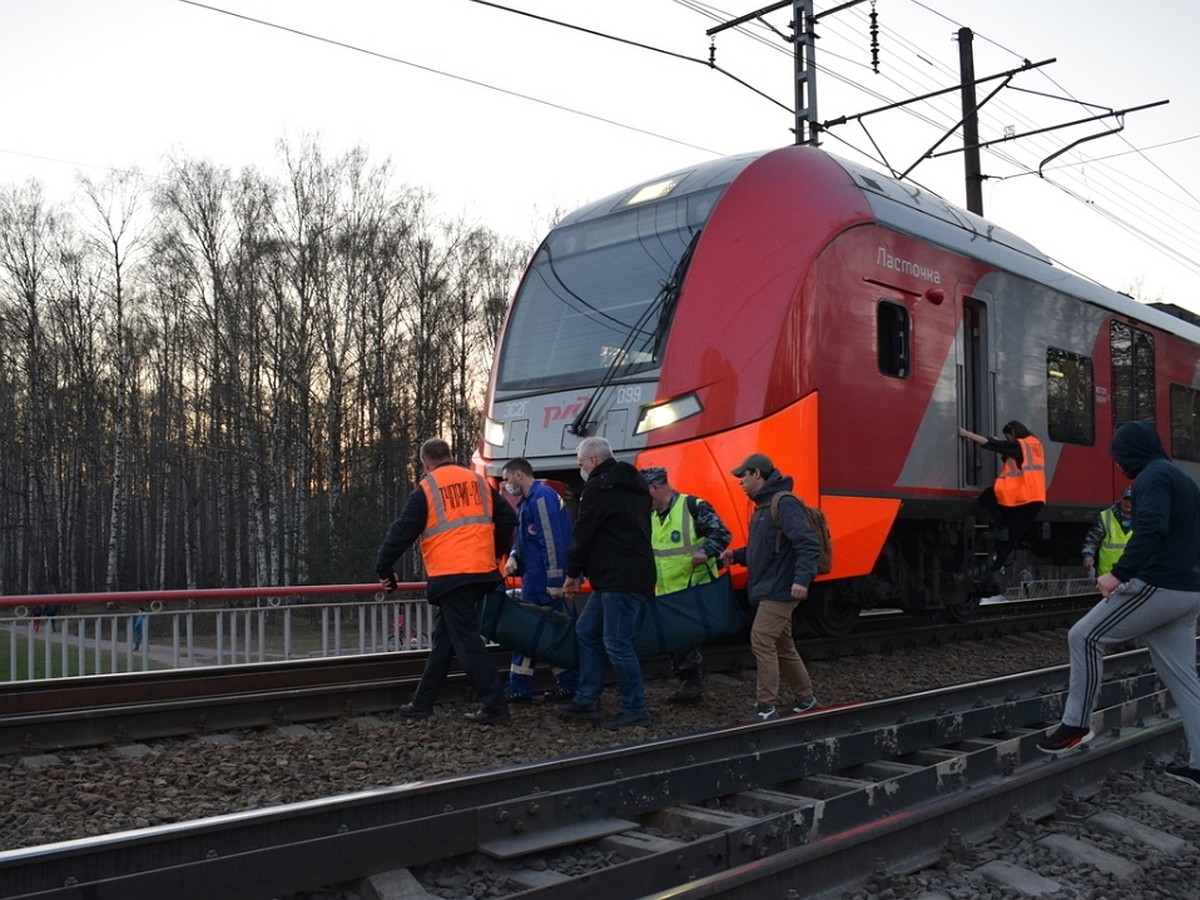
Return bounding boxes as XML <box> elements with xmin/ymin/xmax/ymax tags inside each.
<box><xmin>942</xmin><ymin>591</ymin><xmax>981</xmax><ymax>623</ymax></box>
<box><xmin>803</xmin><ymin>585</ymin><xmax>861</xmax><ymax>638</ymax></box>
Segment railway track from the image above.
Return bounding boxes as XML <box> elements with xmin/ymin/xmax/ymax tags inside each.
<box><xmin>1</xmin><ymin>643</ymin><xmax>1187</xmax><ymax>900</ymax></box>
<box><xmin>0</xmin><ymin>598</ymin><xmax>1092</xmax><ymax>755</ymax></box>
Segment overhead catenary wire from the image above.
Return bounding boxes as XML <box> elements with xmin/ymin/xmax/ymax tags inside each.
<box><xmin>178</xmin><ymin>0</ymin><xmax>725</xmax><ymax>156</ymax></box>
<box><xmin>168</xmin><ymin>0</ymin><xmax>1200</xmax><ymax>293</ymax></box>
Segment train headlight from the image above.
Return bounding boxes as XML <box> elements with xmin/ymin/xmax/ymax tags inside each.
<box><xmin>634</xmin><ymin>393</ymin><xmax>703</xmax><ymax>435</ymax></box>
<box><xmin>483</xmin><ymin>416</ymin><xmax>506</xmax><ymax>448</ymax></box>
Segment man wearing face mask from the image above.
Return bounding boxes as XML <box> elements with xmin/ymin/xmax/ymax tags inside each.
<box><xmin>558</xmin><ymin>436</ymin><xmax>656</xmax><ymax>729</ymax></box>
<box><xmin>499</xmin><ymin>457</ymin><xmax>577</xmax><ymax>702</ymax></box>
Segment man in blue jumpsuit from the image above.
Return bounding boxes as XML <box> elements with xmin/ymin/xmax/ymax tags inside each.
<box><xmin>500</xmin><ymin>457</ymin><xmax>577</xmax><ymax>701</ymax></box>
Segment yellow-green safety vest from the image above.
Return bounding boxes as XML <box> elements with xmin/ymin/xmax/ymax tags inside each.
<box><xmin>650</xmin><ymin>493</ymin><xmax>714</xmax><ymax>594</ymax></box>
<box><xmin>1096</xmin><ymin>507</ymin><xmax>1133</xmax><ymax>575</ymax></box>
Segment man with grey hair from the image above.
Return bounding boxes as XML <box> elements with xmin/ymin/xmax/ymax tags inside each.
<box><xmin>558</xmin><ymin>436</ymin><xmax>656</xmax><ymax>729</ymax></box>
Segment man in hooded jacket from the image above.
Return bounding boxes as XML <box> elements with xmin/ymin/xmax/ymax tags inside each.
<box><xmin>720</xmin><ymin>452</ymin><xmax>821</xmax><ymax>721</ymax></box>
<box><xmin>1036</xmin><ymin>421</ymin><xmax>1200</xmax><ymax>791</ymax></box>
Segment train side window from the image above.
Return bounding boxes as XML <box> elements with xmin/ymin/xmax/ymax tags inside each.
<box><xmin>1169</xmin><ymin>384</ymin><xmax>1200</xmax><ymax>461</ymax></box>
<box><xmin>877</xmin><ymin>300</ymin><xmax>910</xmax><ymax>378</ymax></box>
<box><xmin>1111</xmin><ymin>321</ymin><xmax>1156</xmax><ymax>428</ymax></box>
<box><xmin>1046</xmin><ymin>347</ymin><xmax>1095</xmax><ymax>445</ymax></box>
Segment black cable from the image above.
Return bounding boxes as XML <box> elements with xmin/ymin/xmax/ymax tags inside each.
<box><xmin>178</xmin><ymin>0</ymin><xmax>723</xmax><ymax>156</ymax></box>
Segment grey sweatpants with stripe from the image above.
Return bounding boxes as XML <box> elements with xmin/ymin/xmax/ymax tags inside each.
<box><xmin>1064</xmin><ymin>578</ymin><xmax>1200</xmax><ymax>767</ymax></box>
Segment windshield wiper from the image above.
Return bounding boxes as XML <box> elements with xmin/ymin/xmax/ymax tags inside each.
<box><xmin>568</xmin><ymin>229</ymin><xmax>702</xmax><ymax>436</ymax></box>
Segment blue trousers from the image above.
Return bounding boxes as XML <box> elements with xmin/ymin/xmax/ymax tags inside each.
<box><xmin>507</xmin><ymin>589</ymin><xmax>578</xmax><ymax>694</ymax></box>
<box><xmin>1064</xmin><ymin>578</ymin><xmax>1200</xmax><ymax>767</ymax></box>
<box><xmin>574</xmin><ymin>590</ymin><xmax>648</xmax><ymax>715</ymax></box>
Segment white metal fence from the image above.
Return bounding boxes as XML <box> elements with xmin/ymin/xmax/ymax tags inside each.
<box><xmin>2</xmin><ymin>597</ymin><xmax>437</xmax><ymax>682</ymax></box>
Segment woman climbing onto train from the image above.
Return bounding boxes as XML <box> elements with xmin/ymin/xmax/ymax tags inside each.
<box><xmin>958</xmin><ymin>420</ymin><xmax>1046</xmax><ymax>584</ymax></box>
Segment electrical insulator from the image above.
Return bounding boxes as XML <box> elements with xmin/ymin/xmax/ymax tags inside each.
<box><xmin>870</xmin><ymin>1</ymin><xmax>880</xmax><ymax>74</ymax></box>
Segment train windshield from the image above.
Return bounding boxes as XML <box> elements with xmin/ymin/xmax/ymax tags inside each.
<box><xmin>495</xmin><ymin>187</ymin><xmax>722</xmax><ymax>392</ymax></box>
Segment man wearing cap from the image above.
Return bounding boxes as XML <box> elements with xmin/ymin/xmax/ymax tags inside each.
<box><xmin>1081</xmin><ymin>486</ymin><xmax>1134</xmax><ymax>577</ymax></box>
<box><xmin>640</xmin><ymin>466</ymin><xmax>732</xmax><ymax>703</ymax></box>
<box><xmin>719</xmin><ymin>452</ymin><xmax>821</xmax><ymax>721</ymax></box>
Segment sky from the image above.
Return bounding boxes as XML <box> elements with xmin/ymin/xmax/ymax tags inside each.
<box><xmin>2</xmin><ymin>0</ymin><xmax>1199</xmax><ymax>310</ymax></box>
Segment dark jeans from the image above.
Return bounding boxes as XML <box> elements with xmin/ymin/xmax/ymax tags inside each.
<box><xmin>575</xmin><ymin>590</ymin><xmax>648</xmax><ymax>715</ymax></box>
<box><xmin>411</xmin><ymin>582</ymin><xmax>503</xmax><ymax>712</ymax></box>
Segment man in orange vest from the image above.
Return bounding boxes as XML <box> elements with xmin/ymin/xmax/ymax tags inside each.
<box><xmin>376</xmin><ymin>438</ymin><xmax>517</xmax><ymax>725</ymax></box>
<box><xmin>958</xmin><ymin>420</ymin><xmax>1046</xmax><ymax>581</ymax></box>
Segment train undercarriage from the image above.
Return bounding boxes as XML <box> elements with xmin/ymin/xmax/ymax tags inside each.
<box><xmin>799</xmin><ymin>509</ymin><xmax>1092</xmax><ymax>637</ymax></box>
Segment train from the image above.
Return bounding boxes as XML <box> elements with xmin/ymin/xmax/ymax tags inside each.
<box><xmin>476</xmin><ymin>145</ymin><xmax>1200</xmax><ymax>635</ymax></box>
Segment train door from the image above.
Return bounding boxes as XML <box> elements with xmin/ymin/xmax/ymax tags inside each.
<box><xmin>958</xmin><ymin>292</ymin><xmax>993</xmax><ymax>488</ymax></box>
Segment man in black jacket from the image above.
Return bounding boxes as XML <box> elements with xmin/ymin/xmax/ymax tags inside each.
<box><xmin>558</xmin><ymin>436</ymin><xmax>656</xmax><ymax>730</ymax></box>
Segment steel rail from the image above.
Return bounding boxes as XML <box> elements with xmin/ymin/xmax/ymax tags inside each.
<box><xmin>0</xmin><ymin>647</ymin><xmax>1176</xmax><ymax>900</ymax></box>
<box><xmin>0</xmin><ymin>600</ymin><xmax>1090</xmax><ymax>754</ymax></box>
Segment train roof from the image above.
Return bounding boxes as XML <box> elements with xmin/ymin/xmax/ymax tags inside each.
<box><xmin>826</xmin><ymin>152</ymin><xmax>1200</xmax><ymax>345</ymax></box>
<box><xmin>559</xmin><ymin>146</ymin><xmax>1200</xmax><ymax>345</ymax></box>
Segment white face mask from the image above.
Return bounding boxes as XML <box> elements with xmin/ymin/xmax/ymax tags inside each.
<box><xmin>579</xmin><ymin>466</ymin><xmax>589</xmax><ymax>482</ymax></box>
<box><xmin>503</xmin><ymin>481</ymin><xmax>520</xmax><ymax>495</ymax></box>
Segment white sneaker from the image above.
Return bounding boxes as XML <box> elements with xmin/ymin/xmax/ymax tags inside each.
<box><xmin>754</xmin><ymin>703</ymin><xmax>778</xmax><ymax>721</ymax></box>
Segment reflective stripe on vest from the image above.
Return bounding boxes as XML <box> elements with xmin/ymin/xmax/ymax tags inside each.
<box><xmin>532</xmin><ymin>489</ymin><xmax>566</xmax><ymax>581</ymax></box>
<box><xmin>1096</xmin><ymin>507</ymin><xmax>1133</xmax><ymax>575</ymax></box>
<box><xmin>650</xmin><ymin>493</ymin><xmax>712</xmax><ymax>594</ymax></box>
<box><xmin>419</xmin><ymin>466</ymin><xmax>497</xmax><ymax>576</ymax></box>
<box><xmin>994</xmin><ymin>436</ymin><xmax>1046</xmax><ymax>506</ymax></box>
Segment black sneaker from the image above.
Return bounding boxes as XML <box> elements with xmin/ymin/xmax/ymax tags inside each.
<box><xmin>754</xmin><ymin>703</ymin><xmax>778</xmax><ymax>722</ymax></box>
<box><xmin>463</xmin><ymin>706</ymin><xmax>509</xmax><ymax>725</ymax></box>
<box><xmin>600</xmin><ymin>709</ymin><xmax>650</xmax><ymax>730</ymax></box>
<box><xmin>502</xmin><ymin>684</ymin><xmax>534</xmax><ymax>703</ymax></box>
<box><xmin>555</xmin><ymin>700</ymin><xmax>603</xmax><ymax>721</ymax></box>
<box><xmin>1035</xmin><ymin>723</ymin><xmax>1094</xmax><ymax>755</ymax></box>
<box><xmin>537</xmin><ymin>686</ymin><xmax>575</xmax><ymax>703</ymax></box>
<box><xmin>1164</xmin><ymin>764</ymin><xmax>1200</xmax><ymax>790</ymax></box>
<box><xmin>669</xmin><ymin>679</ymin><xmax>705</xmax><ymax>704</ymax></box>
<box><xmin>399</xmin><ymin>702</ymin><xmax>432</xmax><ymax>719</ymax></box>
<box><xmin>789</xmin><ymin>697</ymin><xmax>819</xmax><ymax>714</ymax></box>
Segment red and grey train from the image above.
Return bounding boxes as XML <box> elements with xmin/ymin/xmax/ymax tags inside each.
<box><xmin>477</xmin><ymin>145</ymin><xmax>1200</xmax><ymax>635</ymax></box>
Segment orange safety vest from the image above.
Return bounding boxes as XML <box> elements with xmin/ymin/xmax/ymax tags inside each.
<box><xmin>419</xmin><ymin>465</ymin><xmax>497</xmax><ymax>576</ymax></box>
<box><xmin>993</xmin><ymin>436</ymin><xmax>1046</xmax><ymax>506</ymax></box>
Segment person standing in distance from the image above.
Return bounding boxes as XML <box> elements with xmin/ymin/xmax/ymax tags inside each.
<box><xmin>720</xmin><ymin>452</ymin><xmax>820</xmax><ymax>721</ymax></box>
<box><xmin>375</xmin><ymin>438</ymin><xmax>517</xmax><ymax>725</ymax></box>
<box><xmin>1036</xmin><ymin>421</ymin><xmax>1200</xmax><ymax>790</ymax></box>
<box><xmin>500</xmin><ymin>457</ymin><xmax>577</xmax><ymax>702</ymax></box>
<box><xmin>1081</xmin><ymin>486</ymin><xmax>1134</xmax><ymax>578</ymax></box>
<box><xmin>641</xmin><ymin>465</ymin><xmax>731</xmax><ymax>703</ymax></box>
<box><xmin>557</xmin><ymin>436</ymin><xmax>656</xmax><ymax>730</ymax></box>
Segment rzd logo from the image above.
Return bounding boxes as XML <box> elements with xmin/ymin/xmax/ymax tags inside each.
<box><xmin>543</xmin><ymin>396</ymin><xmax>591</xmax><ymax>429</ymax></box>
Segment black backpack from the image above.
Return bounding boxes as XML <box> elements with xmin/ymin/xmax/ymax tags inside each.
<box><xmin>769</xmin><ymin>491</ymin><xmax>833</xmax><ymax>575</ymax></box>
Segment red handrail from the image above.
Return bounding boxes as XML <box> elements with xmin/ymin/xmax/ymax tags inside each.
<box><xmin>0</xmin><ymin>582</ymin><xmax>427</xmax><ymax>609</ymax></box>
